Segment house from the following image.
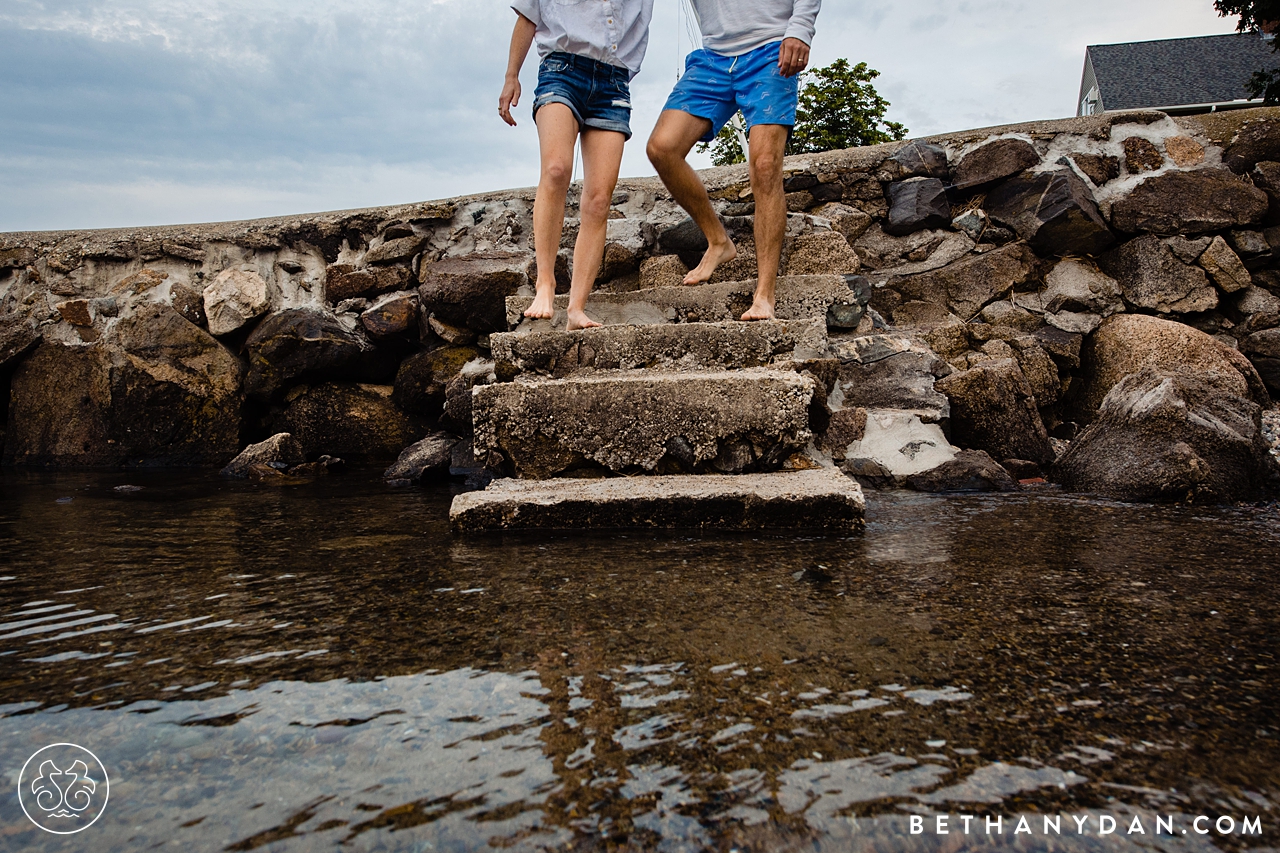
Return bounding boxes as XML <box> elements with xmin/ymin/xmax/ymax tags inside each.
<box><xmin>1079</xmin><ymin>32</ymin><xmax>1278</xmax><ymax>116</ymax></box>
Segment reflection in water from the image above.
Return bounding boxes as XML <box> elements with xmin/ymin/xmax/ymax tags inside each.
<box><xmin>779</xmin><ymin>753</ymin><xmax>953</xmax><ymax>821</ymax></box>
<box><xmin>0</xmin><ymin>470</ymin><xmax>1277</xmax><ymax>851</ymax></box>
<box><xmin>2</xmin><ymin>670</ymin><xmax>563</xmax><ymax>851</ymax></box>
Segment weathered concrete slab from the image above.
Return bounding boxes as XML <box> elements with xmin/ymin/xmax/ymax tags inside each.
<box><xmin>450</xmin><ymin>468</ymin><xmax>865</xmax><ymax>533</ymax></box>
<box><xmin>473</xmin><ymin>369</ymin><xmax>815</xmax><ymax>478</ymax></box>
<box><xmin>505</xmin><ymin>275</ymin><xmax>861</xmax><ymax>330</ymax></box>
<box><xmin>491</xmin><ymin>319</ymin><xmax>828</xmax><ymax>379</ymax></box>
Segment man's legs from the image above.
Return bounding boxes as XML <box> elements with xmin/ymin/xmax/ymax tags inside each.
<box><xmin>742</xmin><ymin>123</ymin><xmax>789</xmax><ymax>321</ymax></box>
<box><xmin>526</xmin><ymin>104</ymin><xmax>579</xmax><ymax>320</ymax></box>
<box><xmin>646</xmin><ymin>110</ymin><xmax>738</xmax><ymax>286</ymax></box>
<box><xmin>565</xmin><ymin>128</ymin><xmax>626</xmax><ymax>331</ymax></box>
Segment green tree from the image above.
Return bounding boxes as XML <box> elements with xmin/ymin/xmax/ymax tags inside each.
<box><xmin>1215</xmin><ymin>0</ymin><xmax>1280</xmax><ymax>102</ymax></box>
<box><xmin>697</xmin><ymin>59</ymin><xmax>907</xmax><ymax>167</ymax></box>
<box><xmin>792</xmin><ymin>59</ymin><xmax>908</xmax><ymax>154</ymax></box>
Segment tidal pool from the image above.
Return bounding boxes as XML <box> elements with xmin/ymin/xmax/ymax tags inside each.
<box><xmin>0</xmin><ymin>469</ymin><xmax>1276</xmax><ymax>851</ymax></box>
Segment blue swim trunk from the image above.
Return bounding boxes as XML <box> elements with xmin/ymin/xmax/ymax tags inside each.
<box><xmin>664</xmin><ymin>41</ymin><xmax>800</xmax><ymax>143</ymax></box>
<box><xmin>533</xmin><ymin>52</ymin><xmax>633</xmax><ymax>140</ymax></box>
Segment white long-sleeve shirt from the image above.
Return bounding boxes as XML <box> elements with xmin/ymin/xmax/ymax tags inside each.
<box><xmin>688</xmin><ymin>0</ymin><xmax>821</xmax><ymax>57</ymax></box>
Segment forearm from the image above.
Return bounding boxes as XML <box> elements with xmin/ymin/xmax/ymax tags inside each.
<box><xmin>784</xmin><ymin>0</ymin><xmax>821</xmax><ymax>45</ymax></box>
<box><xmin>507</xmin><ymin>15</ymin><xmax>536</xmax><ymax>80</ymax></box>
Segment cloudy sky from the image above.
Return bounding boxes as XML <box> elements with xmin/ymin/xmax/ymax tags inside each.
<box><xmin>0</xmin><ymin>0</ymin><xmax>1245</xmax><ymax>232</ymax></box>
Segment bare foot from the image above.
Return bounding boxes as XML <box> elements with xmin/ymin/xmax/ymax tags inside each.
<box><xmin>523</xmin><ymin>285</ymin><xmax>556</xmax><ymax>319</ymax></box>
<box><xmin>740</xmin><ymin>296</ymin><xmax>775</xmax><ymax>322</ymax></box>
<box><xmin>566</xmin><ymin>309</ymin><xmax>602</xmax><ymax>331</ymax></box>
<box><xmin>682</xmin><ymin>240</ymin><xmax>737</xmax><ymax>286</ymax></box>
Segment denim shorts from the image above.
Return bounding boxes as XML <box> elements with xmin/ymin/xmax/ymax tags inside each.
<box><xmin>533</xmin><ymin>52</ymin><xmax>633</xmax><ymax>140</ymax></box>
<box><xmin>665</xmin><ymin>41</ymin><xmax>800</xmax><ymax>143</ymax></box>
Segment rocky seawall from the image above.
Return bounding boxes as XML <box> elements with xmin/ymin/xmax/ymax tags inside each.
<box><xmin>3</xmin><ymin>108</ymin><xmax>1280</xmax><ymax>504</ymax></box>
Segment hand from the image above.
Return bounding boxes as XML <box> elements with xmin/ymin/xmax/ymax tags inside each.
<box><xmin>778</xmin><ymin>38</ymin><xmax>810</xmax><ymax>77</ymax></box>
<box><xmin>499</xmin><ymin>76</ymin><xmax>521</xmax><ymax>127</ymax></box>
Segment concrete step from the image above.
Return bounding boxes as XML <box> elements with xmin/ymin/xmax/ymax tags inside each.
<box><xmin>450</xmin><ymin>468</ymin><xmax>865</xmax><ymax>533</ymax></box>
<box><xmin>490</xmin><ymin>319</ymin><xmax>828</xmax><ymax>380</ymax></box>
<box><xmin>473</xmin><ymin>369</ymin><xmax>815</xmax><ymax>479</ymax></box>
<box><xmin>505</xmin><ymin>275</ymin><xmax>865</xmax><ymax>331</ymax></box>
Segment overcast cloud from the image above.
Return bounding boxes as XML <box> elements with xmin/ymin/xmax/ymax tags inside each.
<box><xmin>0</xmin><ymin>0</ymin><xmax>1243</xmax><ymax>232</ymax></box>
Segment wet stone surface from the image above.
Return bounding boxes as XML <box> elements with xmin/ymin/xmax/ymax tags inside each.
<box><xmin>1264</xmin><ymin>410</ymin><xmax>1280</xmax><ymax>462</ymax></box>
<box><xmin>0</xmin><ymin>469</ymin><xmax>1277</xmax><ymax>851</ymax></box>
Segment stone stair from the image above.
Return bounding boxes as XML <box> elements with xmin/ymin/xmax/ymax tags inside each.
<box><xmin>490</xmin><ymin>318</ymin><xmax>827</xmax><ymax>379</ymax></box>
<box><xmin>450</xmin><ymin>468</ymin><xmax>864</xmax><ymax>532</ymax></box>
<box><xmin>505</xmin><ymin>273</ymin><xmax>866</xmax><ymax>331</ymax></box>
<box><xmin>473</xmin><ymin>369</ymin><xmax>814</xmax><ymax>479</ymax></box>
<box><xmin>449</xmin><ymin>275</ymin><xmax>867</xmax><ymax>533</ymax></box>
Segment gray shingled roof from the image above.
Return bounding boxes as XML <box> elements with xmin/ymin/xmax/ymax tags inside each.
<box><xmin>1088</xmin><ymin>32</ymin><xmax>1278</xmax><ymax>110</ymax></box>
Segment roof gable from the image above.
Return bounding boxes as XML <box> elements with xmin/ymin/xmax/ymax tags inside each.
<box><xmin>1087</xmin><ymin>32</ymin><xmax>1277</xmax><ymax>110</ymax></box>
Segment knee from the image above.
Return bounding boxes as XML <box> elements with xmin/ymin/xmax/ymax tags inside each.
<box><xmin>542</xmin><ymin>159</ymin><xmax>573</xmax><ymax>189</ymax></box>
<box><xmin>647</xmin><ymin>137</ymin><xmax>675</xmax><ymax>171</ymax></box>
<box><xmin>578</xmin><ymin>188</ymin><xmax>612</xmax><ymax>223</ymax></box>
<box><xmin>750</xmin><ymin>150</ymin><xmax>784</xmax><ymax>184</ymax></box>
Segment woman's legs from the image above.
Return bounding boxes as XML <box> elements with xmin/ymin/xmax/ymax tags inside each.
<box><xmin>525</xmin><ymin>104</ymin><xmax>579</xmax><ymax>319</ymax></box>
<box><xmin>566</xmin><ymin>127</ymin><xmax>626</xmax><ymax>331</ymax></box>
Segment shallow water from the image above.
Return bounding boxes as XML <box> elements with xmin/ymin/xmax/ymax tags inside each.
<box><xmin>0</xmin><ymin>469</ymin><xmax>1277</xmax><ymax>851</ymax></box>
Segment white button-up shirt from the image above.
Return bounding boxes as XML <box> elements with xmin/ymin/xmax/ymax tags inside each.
<box><xmin>512</xmin><ymin>0</ymin><xmax>655</xmax><ymax>80</ymax></box>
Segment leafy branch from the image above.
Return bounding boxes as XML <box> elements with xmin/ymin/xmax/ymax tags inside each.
<box><xmin>696</xmin><ymin>59</ymin><xmax>907</xmax><ymax>167</ymax></box>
